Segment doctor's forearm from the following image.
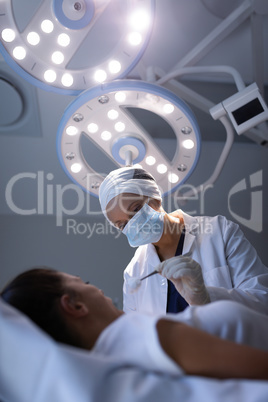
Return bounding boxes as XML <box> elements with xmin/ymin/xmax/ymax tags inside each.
<box><xmin>156</xmin><ymin>319</ymin><xmax>268</xmax><ymax>380</ymax></box>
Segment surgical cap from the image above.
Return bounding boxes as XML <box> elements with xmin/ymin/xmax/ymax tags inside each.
<box><xmin>99</xmin><ymin>165</ymin><xmax>162</xmax><ymax>218</ymax></box>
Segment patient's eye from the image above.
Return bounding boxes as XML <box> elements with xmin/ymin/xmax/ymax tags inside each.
<box><xmin>84</xmin><ymin>281</ymin><xmax>90</xmax><ymax>285</ymax></box>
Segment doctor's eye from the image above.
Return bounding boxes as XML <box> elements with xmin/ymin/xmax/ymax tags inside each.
<box><xmin>118</xmin><ymin>221</ymin><xmax>127</xmax><ymax>231</ymax></box>
<box><xmin>133</xmin><ymin>204</ymin><xmax>142</xmax><ymax>213</ymax></box>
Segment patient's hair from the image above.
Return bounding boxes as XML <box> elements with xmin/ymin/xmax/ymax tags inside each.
<box><xmin>0</xmin><ymin>267</ymin><xmax>79</xmax><ymax>348</ymax></box>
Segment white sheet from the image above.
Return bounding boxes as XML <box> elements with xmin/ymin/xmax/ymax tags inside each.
<box><xmin>0</xmin><ymin>299</ymin><xmax>268</xmax><ymax>402</ymax></box>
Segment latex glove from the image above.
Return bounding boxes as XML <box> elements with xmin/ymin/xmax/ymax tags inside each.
<box><xmin>158</xmin><ymin>254</ymin><xmax>210</xmax><ymax>305</ymax></box>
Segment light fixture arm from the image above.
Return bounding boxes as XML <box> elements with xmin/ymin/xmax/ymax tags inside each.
<box><xmin>156</xmin><ymin>65</ymin><xmax>246</xmax><ymax>91</ymax></box>
<box><xmin>125</xmin><ymin>150</ymin><xmax>133</xmax><ymax>166</ymax></box>
<box><xmin>180</xmin><ymin>115</ymin><xmax>235</xmax><ymax>199</ymax></box>
<box><xmin>148</xmin><ymin>67</ymin><xmax>236</xmax><ymax>199</ymax></box>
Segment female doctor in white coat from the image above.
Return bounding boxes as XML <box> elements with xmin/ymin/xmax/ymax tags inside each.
<box><xmin>99</xmin><ymin>165</ymin><xmax>268</xmax><ymax>316</ymax></box>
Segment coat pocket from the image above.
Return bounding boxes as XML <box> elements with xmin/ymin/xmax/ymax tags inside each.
<box><xmin>203</xmin><ymin>265</ymin><xmax>233</xmax><ymax>289</ymax></box>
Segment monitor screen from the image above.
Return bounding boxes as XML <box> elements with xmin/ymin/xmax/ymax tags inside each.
<box><xmin>232</xmin><ymin>98</ymin><xmax>264</xmax><ymax>125</ymax></box>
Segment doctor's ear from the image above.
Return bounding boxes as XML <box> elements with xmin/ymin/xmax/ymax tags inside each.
<box><xmin>60</xmin><ymin>294</ymin><xmax>88</xmax><ymax>318</ymax></box>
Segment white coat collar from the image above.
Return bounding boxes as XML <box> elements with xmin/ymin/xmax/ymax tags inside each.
<box><xmin>179</xmin><ymin>210</ymin><xmax>199</xmax><ymax>253</ymax></box>
<box><xmin>179</xmin><ymin>210</ymin><xmax>199</xmax><ymax>234</ymax></box>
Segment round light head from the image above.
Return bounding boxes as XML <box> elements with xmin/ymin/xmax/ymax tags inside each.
<box><xmin>57</xmin><ymin>80</ymin><xmax>201</xmax><ymax>198</ymax></box>
<box><xmin>0</xmin><ymin>0</ymin><xmax>155</xmax><ymax>94</ymax></box>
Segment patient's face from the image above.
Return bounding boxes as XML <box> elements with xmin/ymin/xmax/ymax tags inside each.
<box><xmin>60</xmin><ymin>273</ymin><xmax>121</xmax><ymax>317</ymax></box>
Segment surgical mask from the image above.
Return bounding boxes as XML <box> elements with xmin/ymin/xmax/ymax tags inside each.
<box><xmin>122</xmin><ymin>202</ymin><xmax>165</xmax><ymax>247</ymax></box>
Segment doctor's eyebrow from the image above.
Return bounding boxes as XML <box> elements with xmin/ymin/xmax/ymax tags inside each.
<box><xmin>127</xmin><ymin>200</ymin><xmax>141</xmax><ymax>211</ymax></box>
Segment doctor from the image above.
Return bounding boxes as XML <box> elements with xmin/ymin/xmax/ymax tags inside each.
<box><xmin>99</xmin><ymin>165</ymin><xmax>268</xmax><ymax>315</ymax></box>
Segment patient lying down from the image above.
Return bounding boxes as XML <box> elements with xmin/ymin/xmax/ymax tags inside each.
<box><xmin>1</xmin><ymin>267</ymin><xmax>268</xmax><ymax>380</ymax></box>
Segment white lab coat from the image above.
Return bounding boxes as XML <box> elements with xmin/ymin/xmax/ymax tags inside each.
<box><xmin>123</xmin><ymin>211</ymin><xmax>268</xmax><ymax>315</ymax></box>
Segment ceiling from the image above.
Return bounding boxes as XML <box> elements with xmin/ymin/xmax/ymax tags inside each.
<box><xmin>0</xmin><ymin>0</ymin><xmax>268</xmax><ymax>213</ymax></box>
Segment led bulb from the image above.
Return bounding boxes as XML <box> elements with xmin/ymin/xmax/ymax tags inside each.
<box><xmin>183</xmin><ymin>139</ymin><xmax>195</xmax><ymax>149</ymax></box>
<box><xmin>168</xmin><ymin>173</ymin><xmax>179</xmax><ymax>183</ymax></box>
<box><xmin>129</xmin><ymin>10</ymin><xmax>150</xmax><ymax>30</ymax></box>
<box><xmin>128</xmin><ymin>32</ymin><xmax>142</xmax><ymax>46</ymax></box>
<box><xmin>163</xmin><ymin>103</ymin><xmax>174</xmax><ymax>114</ymax></box>
<box><xmin>109</xmin><ymin>60</ymin><xmax>121</xmax><ymax>74</ymax></box>
<box><xmin>66</xmin><ymin>126</ymin><xmax>78</xmax><ymax>136</ymax></box>
<box><xmin>94</xmin><ymin>69</ymin><xmax>107</xmax><ymax>83</ymax></box>
<box><xmin>115</xmin><ymin>92</ymin><xmax>126</xmax><ymax>102</ymax></box>
<box><xmin>87</xmin><ymin>123</ymin><xmax>98</xmax><ymax>133</ymax></box>
<box><xmin>13</xmin><ymin>46</ymin><xmax>26</xmax><ymax>60</ymax></box>
<box><xmin>41</xmin><ymin>19</ymin><xmax>54</xmax><ymax>33</ymax></box>
<box><xmin>44</xmin><ymin>69</ymin><xmax>56</xmax><ymax>83</ymax></box>
<box><xmin>101</xmin><ymin>131</ymin><xmax>112</xmax><ymax>141</ymax></box>
<box><xmin>27</xmin><ymin>32</ymin><xmax>40</xmax><ymax>46</ymax></box>
<box><xmin>115</xmin><ymin>122</ymin><xmax>125</xmax><ymax>132</ymax></box>
<box><xmin>157</xmin><ymin>164</ymin><xmax>167</xmax><ymax>174</ymax></box>
<box><xmin>2</xmin><ymin>28</ymin><xmax>16</xmax><ymax>42</ymax></box>
<box><xmin>108</xmin><ymin>109</ymin><xmax>119</xmax><ymax>120</ymax></box>
<box><xmin>71</xmin><ymin>163</ymin><xmax>82</xmax><ymax>173</ymax></box>
<box><xmin>62</xmin><ymin>73</ymin><xmax>73</xmax><ymax>87</ymax></box>
<box><xmin>58</xmin><ymin>33</ymin><xmax>70</xmax><ymax>47</ymax></box>
<box><xmin>145</xmin><ymin>156</ymin><xmax>156</xmax><ymax>166</ymax></box>
<box><xmin>52</xmin><ymin>51</ymin><xmax>64</xmax><ymax>64</ymax></box>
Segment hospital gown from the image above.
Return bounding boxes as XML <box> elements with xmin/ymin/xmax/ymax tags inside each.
<box><xmin>93</xmin><ymin>301</ymin><xmax>268</xmax><ymax>375</ymax></box>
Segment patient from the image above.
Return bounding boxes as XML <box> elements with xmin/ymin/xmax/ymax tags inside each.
<box><xmin>1</xmin><ymin>267</ymin><xmax>268</xmax><ymax>380</ymax></box>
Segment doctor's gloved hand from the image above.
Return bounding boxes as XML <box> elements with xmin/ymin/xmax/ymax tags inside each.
<box><xmin>158</xmin><ymin>255</ymin><xmax>210</xmax><ymax>306</ymax></box>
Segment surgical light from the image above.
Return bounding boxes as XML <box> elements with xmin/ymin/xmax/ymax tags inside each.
<box><xmin>129</xmin><ymin>9</ymin><xmax>150</xmax><ymax>30</ymax></box>
<box><xmin>71</xmin><ymin>163</ymin><xmax>82</xmax><ymax>173</ymax></box>
<box><xmin>115</xmin><ymin>92</ymin><xmax>126</xmax><ymax>102</ymax></box>
<box><xmin>107</xmin><ymin>110</ymin><xmax>119</xmax><ymax>120</ymax></box>
<box><xmin>94</xmin><ymin>70</ymin><xmax>107</xmax><ymax>83</ymax></box>
<box><xmin>163</xmin><ymin>103</ymin><xmax>175</xmax><ymax>114</ymax></box>
<box><xmin>57</xmin><ymin>80</ymin><xmax>201</xmax><ymax>197</ymax></box>
<box><xmin>109</xmin><ymin>60</ymin><xmax>122</xmax><ymax>74</ymax></box>
<box><xmin>157</xmin><ymin>164</ymin><xmax>168</xmax><ymax>174</ymax></box>
<box><xmin>57</xmin><ymin>33</ymin><xmax>70</xmax><ymax>47</ymax></box>
<box><xmin>27</xmin><ymin>32</ymin><xmax>40</xmax><ymax>46</ymax></box>
<box><xmin>101</xmin><ymin>131</ymin><xmax>112</xmax><ymax>141</ymax></box>
<box><xmin>115</xmin><ymin>122</ymin><xmax>126</xmax><ymax>132</ymax></box>
<box><xmin>44</xmin><ymin>70</ymin><xmax>56</xmax><ymax>83</ymax></box>
<box><xmin>1</xmin><ymin>28</ymin><xmax>15</xmax><ymax>42</ymax></box>
<box><xmin>128</xmin><ymin>32</ymin><xmax>142</xmax><ymax>46</ymax></box>
<box><xmin>168</xmin><ymin>173</ymin><xmax>179</xmax><ymax>183</ymax></box>
<box><xmin>41</xmin><ymin>19</ymin><xmax>54</xmax><ymax>33</ymax></box>
<box><xmin>52</xmin><ymin>51</ymin><xmax>65</xmax><ymax>64</ymax></box>
<box><xmin>87</xmin><ymin>123</ymin><xmax>98</xmax><ymax>133</ymax></box>
<box><xmin>183</xmin><ymin>139</ymin><xmax>195</xmax><ymax>149</ymax></box>
<box><xmin>0</xmin><ymin>0</ymin><xmax>155</xmax><ymax>95</ymax></box>
<box><xmin>145</xmin><ymin>156</ymin><xmax>156</xmax><ymax>166</ymax></box>
<box><xmin>66</xmin><ymin>126</ymin><xmax>78</xmax><ymax>136</ymax></box>
<box><xmin>61</xmin><ymin>73</ymin><xmax>74</xmax><ymax>87</ymax></box>
<box><xmin>13</xmin><ymin>46</ymin><xmax>26</xmax><ymax>60</ymax></box>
